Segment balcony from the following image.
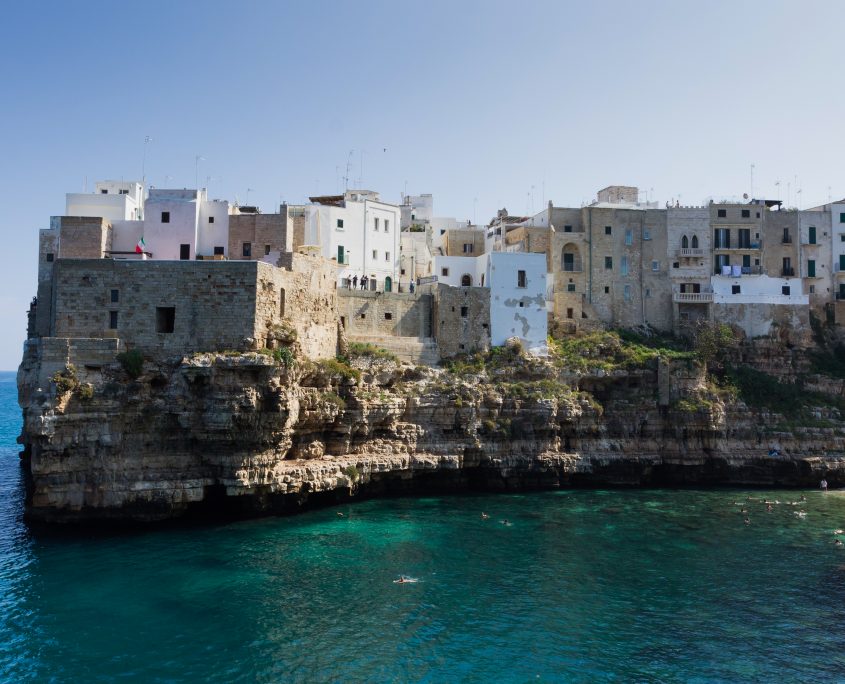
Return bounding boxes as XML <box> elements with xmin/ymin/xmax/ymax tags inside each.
<box><xmin>561</xmin><ymin>261</ymin><xmax>583</xmax><ymax>273</ymax></box>
<box><xmin>781</xmin><ymin>267</ymin><xmax>795</xmax><ymax>277</ymax></box>
<box><xmin>782</xmin><ymin>235</ymin><xmax>793</xmax><ymax>244</ymax></box>
<box><xmin>714</xmin><ymin>266</ymin><xmax>762</xmax><ymax>276</ymax></box>
<box><xmin>714</xmin><ymin>242</ymin><xmax>760</xmax><ymax>252</ymax></box>
<box><xmin>673</xmin><ymin>292</ymin><xmax>713</xmax><ymax>303</ymax></box>
<box><xmin>836</xmin><ymin>293</ymin><xmax>845</xmax><ymax>300</ymax></box>
<box><xmin>677</xmin><ymin>248</ymin><xmax>703</xmax><ymax>257</ymax></box>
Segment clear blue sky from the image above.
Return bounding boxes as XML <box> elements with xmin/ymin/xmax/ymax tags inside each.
<box><xmin>0</xmin><ymin>0</ymin><xmax>842</xmax><ymax>369</ymax></box>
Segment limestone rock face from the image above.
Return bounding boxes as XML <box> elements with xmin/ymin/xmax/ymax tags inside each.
<box><xmin>17</xmin><ymin>348</ymin><xmax>845</xmax><ymax>525</ymax></box>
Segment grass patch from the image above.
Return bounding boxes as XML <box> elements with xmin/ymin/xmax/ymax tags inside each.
<box><xmin>260</xmin><ymin>346</ymin><xmax>295</xmax><ymax>368</ymax></box>
<box><xmin>116</xmin><ymin>349</ymin><xmax>144</xmax><ymax>378</ymax></box>
<box><xmin>317</xmin><ymin>358</ymin><xmax>361</xmax><ymax>384</ymax></box>
<box><xmin>343</xmin><ymin>465</ymin><xmax>360</xmax><ymax>482</ymax></box>
<box><xmin>322</xmin><ymin>390</ymin><xmax>347</xmax><ymax>410</ymax></box>
<box><xmin>548</xmin><ymin>330</ymin><xmax>693</xmax><ymax>373</ymax></box>
<box><xmin>347</xmin><ymin>342</ymin><xmax>399</xmax><ymax>363</ymax></box>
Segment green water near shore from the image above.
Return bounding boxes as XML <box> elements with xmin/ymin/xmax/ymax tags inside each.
<box><xmin>2</xmin><ymin>373</ymin><xmax>845</xmax><ymax>681</ymax></box>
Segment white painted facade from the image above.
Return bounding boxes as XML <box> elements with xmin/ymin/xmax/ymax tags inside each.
<box><xmin>66</xmin><ymin>180</ymin><xmax>144</xmax><ymax>221</ymax></box>
<box><xmin>197</xmin><ymin>200</ymin><xmax>231</xmax><ymax>258</ymax></box>
<box><xmin>710</xmin><ymin>275</ymin><xmax>808</xmax><ymax>305</ymax></box>
<box><xmin>433</xmin><ymin>254</ymin><xmax>488</xmax><ymax>288</ymax></box>
<box><xmin>400</xmin><ymin>231</ymin><xmax>432</xmax><ymax>279</ymax></box>
<box><xmin>400</xmin><ymin>193</ymin><xmax>433</xmax><ymax>228</ymax></box>
<box><xmin>304</xmin><ymin>191</ymin><xmax>400</xmax><ymax>291</ymax></box>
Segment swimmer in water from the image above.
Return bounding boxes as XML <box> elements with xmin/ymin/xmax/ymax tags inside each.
<box><xmin>337</xmin><ymin>512</ymin><xmax>345</xmax><ymax>517</ymax></box>
<box><xmin>481</xmin><ymin>512</ymin><xmax>490</xmax><ymax>520</ymax></box>
<box><xmin>394</xmin><ymin>576</ymin><xmax>419</xmax><ymax>584</ymax></box>
<box><xmin>766</xmin><ymin>504</ymin><xmax>773</xmax><ymax>512</ymax></box>
<box><xmin>744</xmin><ymin>518</ymin><xmax>751</xmax><ymax>525</ymax></box>
<box><xmin>835</xmin><ymin>529</ymin><xmax>844</xmax><ymax>535</ymax></box>
<box><xmin>500</xmin><ymin>519</ymin><xmax>512</xmax><ymax>526</ymax></box>
<box><xmin>835</xmin><ymin>539</ymin><xmax>843</xmax><ymax>547</ymax></box>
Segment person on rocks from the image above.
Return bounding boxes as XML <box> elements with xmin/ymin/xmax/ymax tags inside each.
<box><xmin>821</xmin><ymin>479</ymin><xmax>829</xmax><ymax>492</ymax></box>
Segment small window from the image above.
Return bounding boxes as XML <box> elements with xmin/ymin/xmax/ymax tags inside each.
<box><xmin>279</xmin><ymin>288</ymin><xmax>286</xmax><ymax>317</ymax></box>
<box><xmin>385</xmin><ymin>219</ymin><xmax>390</xmax><ymax>232</ymax></box>
<box><xmin>46</xmin><ymin>253</ymin><xmax>54</xmax><ymax>262</ymax></box>
<box><xmin>810</xmin><ymin>285</ymin><xmax>815</xmax><ymax>294</ymax></box>
<box><xmin>643</xmin><ymin>229</ymin><xmax>651</xmax><ymax>240</ymax></box>
<box><xmin>741</xmin><ymin>209</ymin><xmax>750</xmax><ymax>218</ymax></box>
<box><xmin>673</xmin><ymin>262</ymin><xmax>679</xmax><ymax>269</ymax></box>
<box><xmin>109</xmin><ymin>311</ymin><xmax>118</xmax><ymax>329</ymax></box>
<box><xmin>337</xmin><ymin>218</ymin><xmax>344</xmax><ymax>229</ymax></box>
<box><xmin>101</xmin><ymin>188</ymin><xmax>108</xmax><ymax>194</ymax></box>
<box><xmin>372</xmin><ymin>250</ymin><xmax>378</xmax><ymax>260</ymax></box>
<box><xmin>360</xmin><ymin>313</ymin><xmax>366</xmax><ymax>320</ymax></box>
<box><xmin>400</xmin><ymin>268</ymin><xmax>406</xmax><ymax>275</ymax></box>
<box><xmin>385</xmin><ymin>312</ymin><xmax>393</xmax><ymax>321</ymax></box>
<box><xmin>161</xmin><ymin>211</ymin><xmax>170</xmax><ymax>223</ymax></box>
<box><xmin>440</xmin><ymin>229</ymin><xmax>446</xmax><ymax>235</ymax></box>
<box><xmin>385</xmin><ymin>251</ymin><xmax>390</xmax><ymax>261</ymax></box>
<box><xmin>441</xmin><ymin>267</ymin><xmax>449</xmax><ymax>277</ymax></box>
<box><xmin>621</xmin><ymin>256</ymin><xmax>629</xmax><ymax>276</ymax></box>
<box><xmin>213</xmin><ymin>246</ymin><xmax>224</xmax><ymax>255</ymax></box>
<box><xmin>566</xmin><ymin>308</ymin><xmax>574</xmax><ymax>319</ymax></box>
<box><xmin>242</xmin><ymin>242</ymin><xmax>252</xmax><ymax>257</ymax></box>
<box><xmin>625</xmin><ymin>229</ymin><xmax>633</xmax><ymax>246</ymax></box>
<box><xmin>110</xmin><ymin>289</ymin><xmax>119</xmax><ymax>303</ymax></box>
<box><xmin>156</xmin><ymin>306</ymin><xmax>175</xmax><ymax>333</ymax></box>
<box><xmin>517</xmin><ymin>270</ymin><xmax>527</xmax><ymax>288</ymax></box>
<box><xmin>756</xmin><ymin>212</ymin><xmax>761</xmax><ymax>218</ymax></box>
<box><xmin>179</xmin><ymin>244</ymin><xmax>190</xmax><ymax>260</ymax></box>
<box><xmin>208</xmin><ymin>216</ymin><xmax>215</xmax><ymax>224</ymax></box>
<box><xmin>841</xmin><ymin>235</ymin><xmax>845</xmax><ymax>242</ymax></box>
<box><xmin>374</xmin><ymin>217</ymin><xmax>380</xmax><ymax>231</ymax></box>
<box><xmin>605</xmin><ymin>256</ymin><xmax>613</xmax><ymax>269</ymax></box>
<box><xmin>605</xmin><ymin>226</ymin><xmax>612</xmax><ymax>235</ymax></box>
<box><xmin>463</xmin><ymin>243</ymin><xmax>474</xmax><ymax>253</ymax></box>
<box><xmin>564</xmin><ymin>225</ymin><xmax>573</xmax><ymax>233</ymax></box>
<box><xmin>265</xmin><ymin>245</ymin><xmax>271</xmax><ymax>256</ymax></box>
<box><xmin>651</xmin><ymin>260</ymin><xmax>659</xmax><ymax>272</ymax></box>
<box><xmin>460</xmin><ymin>306</ymin><xmax>468</xmax><ymax>318</ymax></box>
<box><xmin>717</xmin><ymin>209</ymin><xmax>727</xmax><ymax>218</ymax></box>
<box><xmin>567</xmin><ymin>283</ymin><xmax>575</xmax><ymax>292</ymax></box>
<box><xmin>732</xmin><ymin>285</ymin><xmax>741</xmax><ymax>295</ymax></box>
<box><xmin>782</xmin><ymin>286</ymin><xmax>791</xmax><ymax>296</ymax></box>
<box><xmin>645</xmin><ymin>288</ymin><xmax>651</xmax><ymax>298</ymax></box>
<box><xmin>840</xmin><ymin>213</ymin><xmax>845</xmax><ymax>223</ymax></box>
<box><xmin>623</xmin><ymin>285</ymin><xmax>631</xmax><ymax>302</ymax></box>
<box><xmin>604</xmin><ymin>286</ymin><xmax>610</xmax><ymax>294</ymax></box>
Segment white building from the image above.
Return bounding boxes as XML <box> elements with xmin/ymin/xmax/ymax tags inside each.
<box><xmin>400</xmin><ymin>193</ymin><xmax>433</xmax><ymax>229</ymax></box>
<box><xmin>66</xmin><ymin>180</ymin><xmax>144</xmax><ymax>221</ymax></box>
<box><xmin>304</xmin><ymin>190</ymin><xmax>401</xmax><ymax>291</ymax></box>
<box><xmin>434</xmin><ymin>251</ymin><xmax>548</xmax><ymax>352</ymax></box>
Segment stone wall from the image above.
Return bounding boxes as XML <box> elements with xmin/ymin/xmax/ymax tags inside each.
<box><xmin>57</xmin><ymin>217</ymin><xmax>112</xmax><ymax>259</ymax></box>
<box><xmin>338</xmin><ymin>290</ymin><xmax>432</xmax><ymax>339</ymax></box>
<box><xmin>228</xmin><ymin>214</ymin><xmax>288</xmax><ymax>260</ymax></box>
<box><xmin>432</xmin><ymin>284</ymin><xmax>490</xmax><ymax>357</ymax></box>
<box><xmin>714</xmin><ymin>302</ymin><xmax>810</xmax><ymax>341</ymax></box>
<box><xmin>445</xmin><ymin>229</ymin><xmax>485</xmax><ymax>257</ymax></box>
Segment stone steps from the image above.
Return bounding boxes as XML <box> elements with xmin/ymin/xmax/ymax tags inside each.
<box><xmin>348</xmin><ymin>334</ymin><xmax>440</xmax><ymax>367</ymax></box>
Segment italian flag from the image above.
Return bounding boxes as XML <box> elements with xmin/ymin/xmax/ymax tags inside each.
<box><xmin>135</xmin><ymin>237</ymin><xmax>146</xmax><ymax>254</ymax></box>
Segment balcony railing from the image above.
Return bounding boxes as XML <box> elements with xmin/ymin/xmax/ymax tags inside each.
<box><xmin>714</xmin><ymin>242</ymin><xmax>760</xmax><ymax>250</ymax></box>
<box><xmin>677</xmin><ymin>248</ymin><xmax>703</xmax><ymax>257</ymax></box>
<box><xmin>714</xmin><ymin>266</ymin><xmax>763</xmax><ymax>276</ymax></box>
<box><xmin>562</xmin><ymin>261</ymin><xmax>583</xmax><ymax>272</ymax></box>
<box><xmin>781</xmin><ymin>267</ymin><xmax>795</xmax><ymax>277</ymax></box>
<box><xmin>673</xmin><ymin>292</ymin><xmax>714</xmax><ymax>303</ymax></box>
<box><xmin>782</xmin><ymin>235</ymin><xmax>793</xmax><ymax>244</ymax></box>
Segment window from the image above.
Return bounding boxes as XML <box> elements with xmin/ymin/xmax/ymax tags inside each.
<box><xmin>372</xmin><ymin>250</ymin><xmax>378</xmax><ymax>260</ymax></box>
<box><xmin>714</xmin><ymin>228</ymin><xmax>730</xmax><ymax>249</ymax></box>
<box><xmin>110</xmin><ymin>289</ymin><xmax>119</xmax><ymax>303</ymax></box>
<box><xmin>440</xmin><ymin>229</ymin><xmax>446</xmax><ymax>235</ymax></box>
<box><xmin>691</xmin><ymin>235</ymin><xmax>699</xmax><ymax>248</ymax></box>
<box><xmin>119</xmin><ymin>189</ymin><xmax>128</xmax><ymax>195</ymax></box>
<box><xmin>109</xmin><ymin>311</ymin><xmax>118</xmax><ymax>329</ymax></box>
<box><xmin>156</xmin><ymin>307</ymin><xmax>175</xmax><ymax>333</ymax></box>
<box><xmin>621</xmin><ymin>256</ymin><xmax>629</xmax><ymax>276</ymax></box>
<box><xmin>645</xmin><ymin>288</ymin><xmax>651</xmax><ymax>298</ymax></box>
<box><xmin>717</xmin><ymin>209</ymin><xmax>727</xmax><ymax>218</ymax></box>
<box><xmin>810</xmin><ymin>285</ymin><xmax>815</xmax><ymax>294</ymax></box>
<box><xmin>782</xmin><ymin>286</ymin><xmax>791</xmax><ymax>296</ymax></box>
<box><xmin>179</xmin><ymin>244</ymin><xmax>190</xmax><ymax>260</ymax></box>
<box><xmin>101</xmin><ymin>188</ymin><xmax>108</xmax><ymax>194</ymax></box>
<box><xmin>840</xmin><ymin>213</ymin><xmax>845</xmax><ymax>223</ymax></box>
<box><xmin>604</xmin><ymin>286</ymin><xmax>610</xmax><ymax>294</ymax></box>
<box><xmin>643</xmin><ymin>229</ymin><xmax>651</xmax><ymax>240</ymax></box>
<box><xmin>738</xmin><ymin>229</ymin><xmax>751</xmax><ymax>248</ymax></box>
<box><xmin>605</xmin><ymin>226</ymin><xmax>612</xmax><ymax>235</ymax></box>
<box><xmin>265</xmin><ymin>245</ymin><xmax>271</xmax><ymax>256</ymax></box>
<box><xmin>400</xmin><ymin>268</ymin><xmax>406</xmax><ymax>276</ymax></box>
<box><xmin>517</xmin><ymin>270</ymin><xmax>527</xmax><ymax>288</ymax></box>
<box><xmin>385</xmin><ymin>251</ymin><xmax>390</xmax><ymax>261</ymax></box>
<box><xmin>385</xmin><ymin>312</ymin><xmax>393</xmax><ymax>321</ymax></box>
<box><xmin>809</xmin><ymin>226</ymin><xmax>816</xmax><ymax>244</ymax></box>
<box><xmin>337</xmin><ymin>246</ymin><xmax>345</xmax><ymax>263</ymax></box>
<box><xmin>673</xmin><ymin>262</ymin><xmax>679</xmax><ymax>269</ymax></box>
<box><xmin>566</xmin><ymin>308</ymin><xmax>574</xmax><ymax>319</ymax></box>
<box><xmin>441</xmin><ymin>267</ymin><xmax>450</xmax><ymax>277</ymax></box>
<box><xmin>360</xmin><ymin>313</ymin><xmax>366</xmax><ymax>320</ymax></box>
<box><xmin>460</xmin><ymin>306</ymin><xmax>468</xmax><ymax>318</ymax></box>
<box><xmin>208</xmin><ymin>216</ymin><xmax>215</xmax><ymax>224</ymax></box>
<box><xmin>161</xmin><ymin>211</ymin><xmax>170</xmax><ymax>223</ymax></box>
<box><xmin>625</xmin><ymin>229</ymin><xmax>633</xmax><ymax>246</ymax></box>
<box><xmin>756</xmin><ymin>212</ymin><xmax>760</xmax><ymax>218</ymax></box>
<box><xmin>567</xmin><ymin>283</ymin><xmax>575</xmax><ymax>292</ymax></box>
<box><xmin>808</xmin><ymin>260</ymin><xmax>816</xmax><ymax>278</ymax></box>
<box><xmin>385</xmin><ymin>219</ymin><xmax>389</xmax><ymax>232</ymax></box>
<box><xmin>605</xmin><ymin>256</ymin><xmax>613</xmax><ymax>269</ymax></box>
<box><xmin>731</xmin><ymin>285</ymin><xmax>741</xmax><ymax>294</ymax></box>
<box><xmin>461</xmin><ymin>274</ymin><xmax>472</xmax><ymax>287</ymax></box>
<box><xmin>682</xmin><ymin>235</ymin><xmax>689</xmax><ymax>249</ymax></box>
<box><xmin>564</xmin><ymin>225</ymin><xmax>573</xmax><ymax>233</ymax></box>
<box><xmin>623</xmin><ymin>285</ymin><xmax>631</xmax><ymax>302</ymax></box>
<box><xmin>463</xmin><ymin>243</ymin><xmax>474</xmax><ymax>253</ymax></box>
<box><xmin>741</xmin><ymin>209</ymin><xmax>750</xmax><ymax>218</ymax></box>
<box><xmin>242</xmin><ymin>242</ymin><xmax>251</xmax><ymax>257</ymax></box>
<box><xmin>214</xmin><ymin>246</ymin><xmax>224</xmax><ymax>255</ymax></box>
<box><xmin>651</xmin><ymin>260</ymin><xmax>659</xmax><ymax>272</ymax></box>
<box><xmin>46</xmin><ymin>253</ymin><xmax>54</xmax><ymax>262</ymax></box>
<box><xmin>841</xmin><ymin>235</ymin><xmax>845</xmax><ymax>242</ymax></box>
<box><xmin>337</xmin><ymin>218</ymin><xmax>344</xmax><ymax>229</ymax></box>
<box><xmin>374</xmin><ymin>217</ymin><xmax>380</xmax><ymax>231</ymax></box>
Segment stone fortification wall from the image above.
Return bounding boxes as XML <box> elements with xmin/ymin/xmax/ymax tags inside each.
<box><xmin>714</xmin><ymin>302</ymin><xmax>810</xmax><ymax>343</ymax></box>
<box><xmin>338</xmin><ymin>290</ymin><xmax>432</xmax><ymax>339</ymax></box>
<box><xmin>52</xmin><ymin>260</ymin><xmax>261</xmax><ymax>355</ymax></box>
<box><xmin>432</xmin><ymin>284</ymin><xmax>490</xmax><ymax>357</ymax></box>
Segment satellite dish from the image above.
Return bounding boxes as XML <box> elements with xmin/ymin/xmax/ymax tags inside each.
<box><xmin>743</xmin><ymin>193</ymin><xmax>749</xmax><ymax>199</ymax></box>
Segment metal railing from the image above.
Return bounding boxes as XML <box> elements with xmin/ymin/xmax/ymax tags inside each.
<box><xmin>781</xmin><ymin>267</ymin><xmax>795</xmax><ymax>277</ymax></box>
<box><xmin>782</xmin><ymin>235</ymin><xmax>793</xmax><ymax>244</ymax></box>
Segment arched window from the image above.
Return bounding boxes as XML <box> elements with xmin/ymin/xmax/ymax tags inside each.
<box><xmin>681</xmin><ymin>235</ymin><xmax>689</xmax><ymax>249</ymax></box>
<box><xmin>691</xmin><ymin>235</ymin><xmax>699</xmax><ymax>248</ymax></box>
<box><xmin>384</xmin><ymin>276</ymin><xmax>392</xmax><ymax>293</ymax></box>
<box><xmin>461</xmin><ymin>274</ymin><xmax>472</xmax><ymax>287</ymax></box>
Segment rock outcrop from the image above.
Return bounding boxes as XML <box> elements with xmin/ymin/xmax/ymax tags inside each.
<box><xmin>17</xmin><ymin>343</ymin><xmax>845</xmax><ymax>525</ymax></box>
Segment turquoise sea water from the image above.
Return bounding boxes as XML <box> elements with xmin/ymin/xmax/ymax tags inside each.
<box><xmin>2</xmin><ymin>371</ymin><xmax>845</xmax><ymax>682</ymax></box>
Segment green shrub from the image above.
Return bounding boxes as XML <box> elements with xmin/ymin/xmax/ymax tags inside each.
<box><xmin>343</xmin><ymin>465</ymin><xmax>360</xmax><ymax>482</ymax></box>
<box><xmin>323</xmin><ymin>391</ymin><xmax>347</xmax><ymax>410</ymax></box>
<box><xmin>78</xmin><ymin>383</ymin><xmax>94</xmax><ymax>401</ymax></box>
<box><xmin>51</xmin><ymin>365</ymin><xmax>78</xmax><ymax>394</ymax></box>
<box><xmin>318</xmin><ymin>358</ymin><xmax>361</xmax><ymax>384</ymax></box>
<box><xmin>347</xmin><ymin>342</ymin><xmax>399</xmax><ymax>363</ymax></box>
<box><xmin>116</xmin><ymin>349</ymin><xmax>144</xmax><ymax>378</ymax></box>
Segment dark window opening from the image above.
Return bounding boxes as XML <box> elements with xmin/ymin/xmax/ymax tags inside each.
<box><xmin>213</xmin><ymin>246</ymin><xmax>224</xmax><ymax>255</ymax></box>
<box><xmin>741</xmin><ymin>209</ymin><xmax>750</xmax><ymax>218</ymax></box>
<box><xmin>337</xmin><ymin>219</ymin><xmax>344</xmax><ymax>228</ymax></box>
<box><xmin>110</xmin><ymin>289</ymin><xmax>119</xmax><ymax>303</ymax></box>
<box><xmin>605</xmin><ymin>256</ymin><xmax>613</xmax><ymax>269</ymax></box>
<box><xmin>566</xmin><ymin>308</ymin><xmax>574</xmax><ymax>319</ymax></box>
<box><xmin>605</xmin><ymin>226</ymin><xmax>612</xmax><ymax>235</ymax></box>
<box><xmin>109</xmin><ymin>311</ymin><xmax>118</xmax><ymax>329</ymax></box>
<box><xmin>564</xmin><ymin>225</ymin><xmax>573</xmax><ymax>232</ymax></box>
<box><xmin>731</xmin><ymin>285</ymin><xmax>741</xmax><ymax>295</ymax></box>
<box><xmin>385</xmin><ymin>312</ymin><xmax>393</xmax><ymax>320</ymax></box>
<box><xmin>717</xmin><ymin>209</ymin><xmax>726</xmax><ymax>218</ymax></box>
<box><xmin>604</xmin><ymin>286</ymin><xmax>610</xmax><ymax>293</ymax></box>
<box><xmin>265</xmin><ymin>245</ymin><xmax>271</xmax><ymax>256</ymax></box>
<box><xmin>242</xmin><ymin>242</ymin><xmax>252</xmax><ymax>258</ymax></box>
<box><xmin>340</xmin><ymin>316</ymin><xmax>346</xmax><ymax>328</ymax></box>
<box><xmin>279</xmin><ymin>288</ymin><xmax>286</xmax><ymax>317</ymax></box>
<box><xmin>46</xmin><ymin>253</ymin><xmax>54</xmax><ymax>262</ymax></box>
<box><xmin>161</xmin><ymin>211</ymin><xmax>170</xmax><ymax>223</ymax></box>
<box><xmin>156</xmin><ymin>307</ymin><xmax>175</xmax><ymax>333</ymax></box>
<box><xmin>782</xmin><ymin>286</ymin><xmax>791</xmax><ymax>296</ymax></box>
<box><xmin>360</xmin><ymin>313</ymin><xmax>366</xmax><ymax>319</ymax></box>
<box><xmin>208</xmin><ymin>216</ymin><xmax>215</xmax><ymax>224</ymax></box>
<box><xmin>517</xmin><ymin>270</ymin><xmax>527</xmax><ymax>288</ymax></box>
<box><xmin>179</xmin><ymin>244</ymin><xmax>190</xmax><ymax>260</ymax></box>
<box><xmin>460</xmin><ymin>306</ymin><xmax>468</xmax><ymax>318</ymax></box>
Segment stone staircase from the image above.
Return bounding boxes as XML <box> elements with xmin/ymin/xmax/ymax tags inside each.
<box><xmin>347</xmin><ymin>334</ymin><xmax>441</xmax><ymax>367</ymax></box>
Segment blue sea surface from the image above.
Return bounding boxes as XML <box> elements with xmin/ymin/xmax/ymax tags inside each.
<box><xmin>1</xmin><ymin>369</ymin><xmax>845</xmax><ymax>682</ymax></box>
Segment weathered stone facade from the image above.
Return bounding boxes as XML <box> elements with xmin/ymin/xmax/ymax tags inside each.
<box><xmin>432</xmin><ymin>284</ymin><xmax>491</xmax><ymax>357</ymax></box>
<box><xmin>337</xmin><ymin>290</ymin><xmax>432</xmax><ymax>339</ymax></box>
<box><xmin>228</xmin><ymin>213</ymin><xmax>289</xmax><ymax>261</ymax></box>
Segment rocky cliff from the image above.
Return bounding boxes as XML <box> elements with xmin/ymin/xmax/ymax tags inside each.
<box><xmin>17</xmin><ymin>337</ymin><xmax>845</xmax><ymax>525</ymax></box>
